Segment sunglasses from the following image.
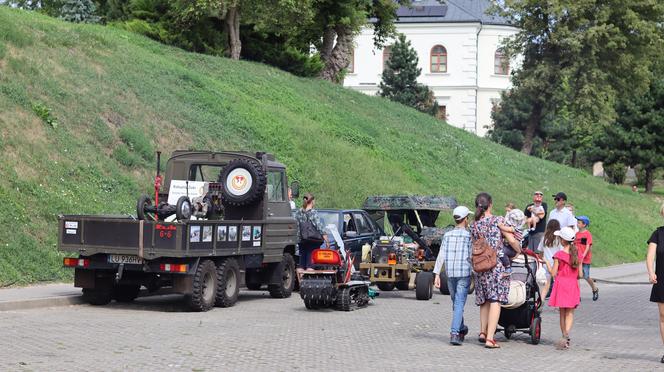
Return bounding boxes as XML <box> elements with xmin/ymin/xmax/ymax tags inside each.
<box><xmin>554</xmin><ymin>197</ymin><xmax>563</xmax><ymax>201</ymax></box>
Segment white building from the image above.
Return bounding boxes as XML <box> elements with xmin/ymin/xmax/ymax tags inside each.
<box><xmin>344</xmin><ymin>0</ymin><xmax>518</xmax><ymax>136</ymax></box>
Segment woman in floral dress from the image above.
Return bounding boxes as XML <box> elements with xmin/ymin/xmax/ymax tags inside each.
<box><xmin>471</xmin><ymin>192</ymin><xmax>520</xmax><ymax>348</ymax></box>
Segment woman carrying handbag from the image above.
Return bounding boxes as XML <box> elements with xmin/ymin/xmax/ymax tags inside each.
<box><xmin>295</xmin><ymin>193</ymin><xmax>328</xmax><ymax>277</ymax></box>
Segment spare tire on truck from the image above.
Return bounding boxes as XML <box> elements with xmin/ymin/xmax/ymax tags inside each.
<box><xmin>218</xmin><ymin>158</ymin><xmax>267</xmax><ymax>206</ymax></box>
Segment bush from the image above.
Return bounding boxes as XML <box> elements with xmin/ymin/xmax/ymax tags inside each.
<box><xmin>112</xmin><ymin>144</ymin><xmax>141</xmax><ymax>167</ymax></box>
<box><xmin>119</xmin><ymin>125</ymin><xmax>154</xmax><ymax>161</ymax></box>
<box><xmin>604</xmin><ymin>162</ymin><xmax>626</xmax><ymax>184</ymax></box>
<box><xmin>59</xmin><ymin>0</ymin><xmax>100</xmax><ymax>23</ymax></box>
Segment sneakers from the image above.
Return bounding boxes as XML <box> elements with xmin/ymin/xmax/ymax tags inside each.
<box><xmin>592</xmin><ymin>288</ymin><xmax>599</xmax><ymax>301</ymax></box>
<box><xmin>450</xmin><ymin>333</ymin><xmax>462</xmax><ymax>346</ymax></box>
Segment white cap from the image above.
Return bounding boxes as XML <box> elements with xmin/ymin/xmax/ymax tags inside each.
<box><xmin>453</xmin><ymin>206</ymin><xmax>473</xmax><ymax>220</ymax></box>
<box><xmin>554</xmin><ymin>227</ymin><xmax>576</xmax><ymax>242</ymax></box>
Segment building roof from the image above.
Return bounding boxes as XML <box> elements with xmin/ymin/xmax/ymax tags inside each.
<box><xmin>396</xmin><ymin>0</ymin><xmax>512</xmax><ymax>26</ymax></box>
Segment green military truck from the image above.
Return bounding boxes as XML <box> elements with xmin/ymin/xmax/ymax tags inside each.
<box><xmin>58</xmin><ymin>150</ymin><xmax>298</xmax><ymax>312</ymax></box>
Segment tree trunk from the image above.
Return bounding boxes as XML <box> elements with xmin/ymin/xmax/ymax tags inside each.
<box><xmin>320</xmin><ymin>27</ymin><xmax>335</xmax><ymax>63</ymax></box>
<box><xmin>318</xmin><ymin>26</ymin><xmax>353</xmax><ymax>83</ymax></box>
<box><xmin>521</xmin><ymin>103</ymin><xmax>541</xmax><ymax>155</ymax></box>
<box><xmin>224</xmin><ymin>6</ymin><xmax>241</xmax><ymax>60</ymax></box>
<box><xmin>645</xmin><ymin>167</ymin><xmax>654</xmax><ymax>193</ymax></box>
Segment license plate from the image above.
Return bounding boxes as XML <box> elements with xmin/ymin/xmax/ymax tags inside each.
<box><xmin>108</xmin><ymin>254</ymin><xmax>143</xmax><ymax>265</ymax></box>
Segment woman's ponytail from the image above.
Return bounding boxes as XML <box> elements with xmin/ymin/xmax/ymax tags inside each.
<box><xmin>474</xmin><ymin>192</ymin><xmax>492</xmax><ymax>221</ymax></box>
<box><xmin>569</xmin><ymin>241</ymin><xmax>579</xmax><ymax>269</ymax></box>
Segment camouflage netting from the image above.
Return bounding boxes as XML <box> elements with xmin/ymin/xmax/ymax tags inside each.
<box><xmin>362</xmin><ymin>195</ymin><xmax>458</xmax><ymax>211</ymax></box>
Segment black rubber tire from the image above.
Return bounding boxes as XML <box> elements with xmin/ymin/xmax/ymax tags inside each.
<box><xmin>218</xmin><ymin>158</ymin><xmax>267</xmax><ymax>207</ymax></box>
<box><xmin>112</xmin><ymin>284</ymin><xmax>141</xmax><ymax>303</ymax></box>
<box><xmin>215</xmin><ymin>258</ymin><xmax>240</xmax><ymax>308</ymax></box>
<box><xmin>376</xmin><ymin>282</ymin><xmax>395</xmax><ymax>292</ymax></box>
<box><xmin>396</xmin><ymin>281</ymin><xmax>410</xmax><ymax>290</ymax></box>
<box><xmin>304</xmin><ymin>298</ymin><xmax>320</xmax><ymax>310</ymax></box>
<box><xmin>439</xmin><ymin>268</ymin><xmax>450</xmax><ymax>295</ymax></box>
<box><xmin>187</xmin><ymin>260</ymin><xmax>217</xmax><ymax>312</ymax></box>
<box><xmin>82</xmin><ymin>288</ymin><xmax>112</xmax><ymax>306</ymax></box>
<box><xmin>175</xmin><ymin>196</ymin><xmax>192</xmax><ymax>221</ymax></box>
<box><xmin>136</xmin><ymin>195</ymin><xmax>151</xmax><ymax>221</ymax></box>
<box><xmin>268</xmin><ymin>253</ymin><xmax>295</xmax><ymax>298</ymax></box>
<box><xmin>246</xmin><ymin>282</ymin><xmax>262</xmax><ymax>290</ymax></box>
<box><xmin>504</xmin><ymin>325</ymin><xmax>515</xmax><ymax>340</ymax></box>
<box><xmin>530</xmin><ymin>316</ymin><xmax>542</xmax><ymax>345</ymax></box>
<box><xmin>415</xmin><ymin>271</ymin><xmax>434</xmax><ymax>300</ymax></box>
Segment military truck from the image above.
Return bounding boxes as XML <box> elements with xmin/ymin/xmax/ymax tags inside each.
<box><xmin>58</xmin><ymin>151</ymin><xmax>298</xmax><ymax>312</ymax></box>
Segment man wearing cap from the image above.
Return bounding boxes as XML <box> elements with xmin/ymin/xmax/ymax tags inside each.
<box><xmin>524</xmin><ymin>191</ymin><xmax>548</xmax><ymax>252</ymax></box>
<box><xmin>434</xmin><ymin>206</ymin><xmax>473</xmax><ymax>346</ymax></box>
<box><xmin>548</xmin><ymin>192</ymin><xmax>577</xmax><ymax>229</ymax></box>
<box><xmin>575</xmin><ymin>215</ymin><xmax>599</xmax><ymax>300</ymax></box>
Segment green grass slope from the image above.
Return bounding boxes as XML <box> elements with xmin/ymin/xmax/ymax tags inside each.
<box><xmin>0</xmin><ymin>8</ymin><xmax>660</xmax><ymax>285</ymax></box>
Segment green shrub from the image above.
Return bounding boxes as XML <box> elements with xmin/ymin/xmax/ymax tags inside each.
<box><xmin>112</xmin><ymin>143</ymin><xmax>141</xmax><ymax>167</ymax></box>
<box><xmin>31</xmin><ymin>102</ymin><xmax>58</xmax><ymax>128</ymax></box>
<box><xmin>119</xmin><ymin>125</ymin><xmax>154</xmax><ymax>161</ymax></box>
<box><xmin>604</xmin><ymin>162</ymin><xmax>626</xmax><ymax>184</ymax></box>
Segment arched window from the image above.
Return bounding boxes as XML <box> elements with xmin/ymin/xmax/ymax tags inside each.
<box><xmin>348</xmin><ymin>49</ymin><xmax>354</xmax><ymax>73</ymax></box>
<box><xmin>494</xmin><ymin>49</ymin><xmax>509</xmax><ymax>75</ymax></box>
<box><xmin>382</xmin><ymin>46</ymin><xmax>392</xmax><ymax>71</ymax></box>
<box><xmin>430</xmin><ymin>45</ymin><xmax>447</xmax><ymax>73</ymax></box>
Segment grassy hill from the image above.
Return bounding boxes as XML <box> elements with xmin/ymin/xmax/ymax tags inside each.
<box><xmin>0</xmin><ymin>7</ymin><xmax>660</xmax><ymax>285</ymax></box>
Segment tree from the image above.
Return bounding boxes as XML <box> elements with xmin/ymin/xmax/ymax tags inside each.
<box><xmin>491</xmin><ymin>0</ymin><xmax>664</xmax><ymax>157</ymax></box>
<box><xmin>60</xmin><ymin>0</ymin><xmax>99</xmax><ymax>22</ymax></box>
<box><xmin>378</xmin><ymin>34</ymin><xmax>437</xmax><ymax>116</ymax></box>
<box><xmin>307</xmin><ymin>0</ymin><xmax>410</xmax><ymax>83</ymax></box>
<box><xmin>592</xmin><ymin>78</ymin><xmax>664</xmax><ymax>192</ymax></box>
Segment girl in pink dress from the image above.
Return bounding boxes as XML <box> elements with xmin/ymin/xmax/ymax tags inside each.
<box><xmin>548</xmin><ymin>227</ymin><xmax>581</xmax><ymax>349</ymax></box>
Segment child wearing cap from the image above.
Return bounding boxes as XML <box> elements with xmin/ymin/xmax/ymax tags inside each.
<box><xmin>575</xmin><ymin>216</ymin><xmax>598</xmax><ymax>301</ymax></box>
<box><xmin>434</xmin><ymin>205</ymin><xmax>472</xmax><ymax>346</ymax></box>
<box><xmin>548</xmin><ymin>226</ymin><xmax>581</xmax><ymax>349</ymax></box>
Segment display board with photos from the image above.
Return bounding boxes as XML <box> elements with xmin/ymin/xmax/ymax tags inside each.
<box><xmin>188</xmin><ymin>223</ymin><xmax>263</xmax><ymax>250</ymax></box>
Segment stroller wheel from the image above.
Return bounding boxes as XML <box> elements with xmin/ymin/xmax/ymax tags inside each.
<box><xmin>504</xmin><ymin>325</ymin><xmax>515</xmax><ymax>339</ymax></box>
<box><xmin>530</xmin><ymin>316</ymin><xmax>542</xmax><ymax>345</ymax></box>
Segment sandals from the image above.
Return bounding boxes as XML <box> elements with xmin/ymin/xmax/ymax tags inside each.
<box><xmin>485</xmin><ymin>339</ymin><xmax>500</xmax><ymax>349</ymax></box>
<box><xmin>660</xmin><ymin>354</ymin><xmax>664</xmax><ymax>363</ymax></box>
<box><xmin>478</xmin><ymin>332</ymin><xmax>486</xmax><ymax>343</ymax></box>
<box><xmin>555</xmin><ymin>337</ymin><xmax>570</xmax><ymax>350</ymax></box>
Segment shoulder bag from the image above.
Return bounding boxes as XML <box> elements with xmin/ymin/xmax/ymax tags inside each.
<box><xmin>471</xmin><ymin>220</ymin><xmax>497</xmax><ymax>273</ymax></box>
<box><xmin>299</xmin><ymin>211</ymin><xmax>324</xmax><ymax>245</ymax></box>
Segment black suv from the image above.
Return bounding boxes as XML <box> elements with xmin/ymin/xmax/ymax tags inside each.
<box><xmin>317</xmin><ymin>209</ymin><xmax>384</xmax><ymax>268</ymax></box>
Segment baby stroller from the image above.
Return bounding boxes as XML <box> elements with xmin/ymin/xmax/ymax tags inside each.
<box><xmin>498</xmin><ymin>249</ymin><xmax>542</xmax><ymax>344</ymax></box>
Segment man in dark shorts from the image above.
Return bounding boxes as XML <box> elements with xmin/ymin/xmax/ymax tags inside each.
<box><xmin>525</xmin><ymin>191</ymin><xmax>548</xmax><ymax>252</ymax></box>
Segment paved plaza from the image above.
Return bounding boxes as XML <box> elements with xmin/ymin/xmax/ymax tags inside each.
<box><xmin>0</xmin><ymin>278</ymin><xmax>660</xmax><ymax>371</ymax></box>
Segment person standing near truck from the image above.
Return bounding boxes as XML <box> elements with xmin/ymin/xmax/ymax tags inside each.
<box><xmin>434</xmin><ymin>206</ymin><xmax>473</xmax><ymax>345</ymax></box>
<box><xmin>295</xmin><ymin>193</ymin><xmax>328</xmax><ymax>274</ymax></box>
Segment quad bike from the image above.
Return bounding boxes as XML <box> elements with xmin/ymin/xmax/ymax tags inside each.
<box><xmin>300</xmin><ymin>249</ymin><xmax>376</xmax><ymax>311</ymax></box>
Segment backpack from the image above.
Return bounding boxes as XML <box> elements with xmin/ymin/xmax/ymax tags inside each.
<box><xmin>471</xmin><ymin>221</ymin><xmax>497</xmax><ymax>273</ymax></box>
<box><xmin>299</xmin><ymin>210</ymin><xmax>324</xmax><ymax>245</ymax></box>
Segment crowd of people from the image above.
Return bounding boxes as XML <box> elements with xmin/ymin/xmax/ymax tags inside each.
<box><xmin>433</xmin><ymin>191</ymin><xmax>598</xmax><ymax>349</ymax></box>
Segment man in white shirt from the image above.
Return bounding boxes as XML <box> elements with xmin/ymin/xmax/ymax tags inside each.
<box><xmin>548</xmin><ymin>192</ymin><xmax>576</xmax><ymax>229</ymax></box>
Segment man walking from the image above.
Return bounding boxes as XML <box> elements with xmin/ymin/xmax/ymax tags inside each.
<box><xmin>524</xmin><ymin>191</ymin><xmax>548</xmax><ymax>252</ymax></box>
<box><xmin>548</xmin><ymin>192</ymin><xmax>576</xmax><ymax>229</ymax></box>
<box><xmin>434</xmin><ymin>206</ymin><xmax>472</xmax><ymax>346</ymax></box>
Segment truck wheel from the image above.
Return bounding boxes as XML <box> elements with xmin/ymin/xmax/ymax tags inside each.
<box><xmin>439</xmin><ymin>269</ymin><xmax>450</xmax><ymax>295</ymax></box>
<box><xmin>82</xmin><ymin>288</ymin><xmax>112</xmax><ymax>306</ymax></box>
<box><xmin>415</xmin><ymin>272</ymin><xmax>434</xmax><ymax>300</ymax></box>
<box><xmin>396</xmin><ymin>281</ymin><xmax>410</xmax><ymax>290</ymax></box>
<box><xmin>376</xmin><ymin>282</ymin><xmax>395</xmax><ymax>292</ymax></box>
<box><xmin>187</xmin><ymin>260</ymin><xmax>217</xmax><ymax>312</ymax></box>
<box><xmin>175</xmin><ymin>196</ymin><xmax>192</xmax><ymax>221</ymax></box>
<box><xmin>136</xmin><ymin>195</ymin><xmax>151</xmax><ymax>220</ymax></box>
<box><xmin>268</xmin><ymin>253</ymin><xmax>295</xmax><ymax>298</ymax></box>
<box><xmin>113</xmin><ymin>284</ymin><xmax>141</xmax><ymax>303</ymax></box>
<box><xmin>218</xmin><ymin>158</ymin><xmax>267</xmax><ymax>207</ymax></box>
<box><xmin>215</xmin><ymin>258</ymin><xmax>240</xmax><ymax>308</ymax></box>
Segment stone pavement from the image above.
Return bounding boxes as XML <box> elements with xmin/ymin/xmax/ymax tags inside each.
<box><xmin>0</xmin><ymin>273</ymin><xmax>661</xmax><ymax>371</ymax></box>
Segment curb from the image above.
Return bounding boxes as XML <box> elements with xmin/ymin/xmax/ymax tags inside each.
<box><xmin>0</xmin><ymin>295</ymin><xmax>85</xmax><ymax>311</ymax></box>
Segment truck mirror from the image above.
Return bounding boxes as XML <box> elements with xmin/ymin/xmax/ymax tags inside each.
<box><xmin>290</xmin><ymin>181</ymin><xmax>300</xmax><ymax>199</ymax></box>
<box><xmin>345</xmin><ymin>231</ymin><xmax>358</xmax><ymax>238</ymax></box>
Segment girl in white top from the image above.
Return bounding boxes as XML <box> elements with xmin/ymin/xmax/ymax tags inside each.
<box><xmin>538</xmin><ymin>219</ymin><xmax>563</xmax><ymax>299</ymax></box>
